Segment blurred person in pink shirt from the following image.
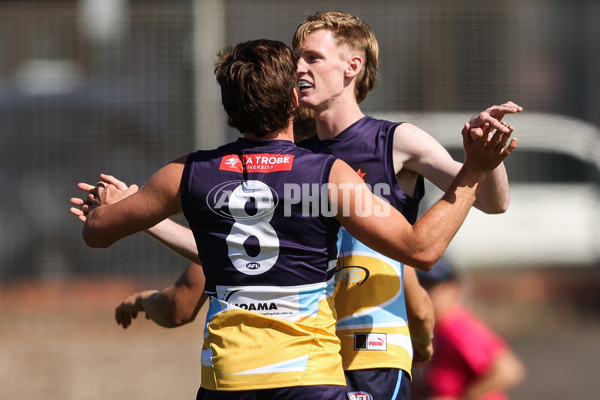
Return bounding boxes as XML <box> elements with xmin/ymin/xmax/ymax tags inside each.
<box><xmin>414</xmin><ymin>258</ymin><xmax>526</xmax><ymax>400</ymax></box>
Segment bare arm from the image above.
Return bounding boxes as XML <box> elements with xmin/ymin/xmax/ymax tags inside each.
<box><xmin>82</xmin><ymin>157</ymin><xmax>186</xmax><ymax>248</ymax></box>
<box><xmin>71</xmin><ymin>174</ymin><xmax>208</xmax><ymax>329</ymax></box>
<box><xmin>115</xmin><ymin>262</ymin><xmax>208</xmax><ymax>328</ymax></box>
<box><xmin>395</xmin><ymin>122</ymin><xmax>510</xmax><ymax>214</ymax></box>
<box><xmin>332</xmin><ymin>160</ymin><xmax>480</xmax><ymax>269</ymax></box>
<box><xmin>70</xmin><ymin>173</ymin><xmax>200</xmax><ymax>264</ymax></box>
<box><xmin>145</xmin><ymin>219</ymin><xmax>200</xmax><ymax>264</ymax></box>
<box><xmin>329</xmin><ymin>124</ymin><xmax>516</xmax><ymax>270</ymax></box>
<box><xmin>332</xmin><ymin>122</ymin><xmax>516</xmax><ymax>270</ymax></box>
<box><xmin>404</xmin><ymin>266</ymin><xmax>434</xmax><ymax>366</ymax></box>
<box><xmin>395</xmin><ymin>102</ymin><xmax>522</xmax><ymax>214</ymax></box>
<box><xmin>464</xmin><ymin>102</ymin><xmax>523</xmax><ymax>213</ymax></box>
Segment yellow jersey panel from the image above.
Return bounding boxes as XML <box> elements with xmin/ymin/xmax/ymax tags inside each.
<box><xmin>200</xmin><ymin>280</ymin><xmax>345</xmax><ymax>390</ymax></box>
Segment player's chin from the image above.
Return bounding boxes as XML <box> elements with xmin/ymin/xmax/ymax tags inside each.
<box><xmin>299</xmin><ymin>99</ymin><xmax>319</xmax><ymax>112</ymax></box>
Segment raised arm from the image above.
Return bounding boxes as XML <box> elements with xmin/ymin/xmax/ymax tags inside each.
<box><xmin>465</xmin><ymin>102</ymin><xmax>523</xmax><ymax>212</ymax></box>
<box><xmin>145</xmin><ymin>219</ymin><xmax>200</xmax><ymax>264</ymax></box>
<box><xmin>70</xmin><ymin>174</ymin><xmax>208</xmax><ymax>329</ymax></box>
<box><xmin>333</xmin><ymin>122</ymin><xmax>516</xmax><ymax>270</ymax></box>
<box><xmin>82</xmin><ymin>157</ymin><xmax>186</xmax><ymax>248</ymax></box>
<box><xmin>395</xmin><ymin>102</ymin><xmax>522</xmax><ymax>214</ymax></box>
<box><xmin>467</xmin><ymin>102</ymin><xmax>523</xmax><ymax>140</ymax></box>
<box><xmin>69</xmin><ymin>173</ymin><xmax>139</xmax><ymax>222</ymax></box>
<box><xmin>70</xmin><ymin>173</ymin><xmax>200</xmax><ymax>264</ymax></box>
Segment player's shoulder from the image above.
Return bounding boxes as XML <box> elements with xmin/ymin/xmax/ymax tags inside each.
<box><xmin>291</xmin><ymin>140</ymin><xmax>337</xmax><ymax>169</ymax></box>
<box><xmin>187</xmin><ymin>142</ymin><xmax>235</xmax><ymax>161</ymax></box>
<box><xmin>362</xmin><ymin>116</ymin><xmax>416</xmax><ymax>142</ymax></box>
<box><xmin>360</xmin><ymin>115</ymin><xmax>402</xmax><ymax>130</ymax></box>
<box><xmin>392</xmin><ymin>121</ymin><xmax>443</xmax><ymax>152</ymax></box>
<box><xmin>393</xmin><ymin>121</ymin><xmax>426</xmax><ymax>135</ymax></box>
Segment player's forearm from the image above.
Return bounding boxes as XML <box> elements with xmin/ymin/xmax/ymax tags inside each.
<box><xmin>139</xmin><ymin>288</ymin><xmax>184</xmax><ymax>328</ymax></box>
<box><xmin>82</xmin><ymin>206</ymin><xmax>136</xmax><ymax>248</ymax></box>
<box><xmin>145</xmin><ymin>219</ymin><xmax>201</xmax><ymax>264</ymax></box>
<box><xmin>406</xmin><ymin>278</ymin><xmax>435</xmax><ymax>365</ymax></box>
<box><xmin>405</xmin><ymin>268</ymin><xmax>435</xmax><ymax>342</ymax></box>
<box><xmin>407</xmin><ymin>296</ymin><xmax>434</xmax><ymax>347</ymax></box>
<box><xmin>408</xmin><ymin>315</ymin><xmax>434</xmax><ymax>366</ymax></box>
<box><xmin>407</xmin><ymin>165</ymin><xmax>484</xmax><ymax>269</ymax></box>
<box><xmin>473</xmin><ymin>163</ymin><xmax>510</xmax><ymax>214</ymax></box>
<box><xmin>332</xmin><ymin>160</ymin><xmax>485</xmax><ymax>270</ymax></box>
<box><xmin>337</xmin><ymin>166</ymin><xmax>484</xmax><ymax>270</ymax></box>
<box><xmin>141</xmin><ymin>274</ymin><xmax>205</xmax><ymax>328</ymax></box>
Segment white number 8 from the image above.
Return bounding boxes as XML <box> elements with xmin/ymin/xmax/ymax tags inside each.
<box><xmin>226</xmin><ymin>180</ymin><xmax>280</xmax><ymax>275</ymax></box>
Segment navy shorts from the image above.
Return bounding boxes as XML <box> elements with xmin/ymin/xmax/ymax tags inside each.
<box><xmin>345</xmin><ymin>368</ymin><xmax>410</xmax><ymax>400</ymax></box>
<box><xmin>196</xmin><ymin>385</ymin><xmax>347</xmax><ymax>400</ymax></box>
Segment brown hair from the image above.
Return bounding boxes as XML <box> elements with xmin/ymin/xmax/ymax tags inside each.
<box><xmin>215</xmin><ymin>39</ymin><xmax>297</xmax><ymax>137</ymax></box>
<box><xmin>292</xmin><ymin>11</ymin><xmax>379</xmax><ymax>104</ymax></box>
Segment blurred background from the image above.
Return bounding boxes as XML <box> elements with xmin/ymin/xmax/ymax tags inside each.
<box><xmin>0</xmin><ymin>1</ymin><xmax>598</xmax><ymax>399</ymax></box>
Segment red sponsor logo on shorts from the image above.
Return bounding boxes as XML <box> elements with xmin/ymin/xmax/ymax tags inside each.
<box><xmin>219</xmin><ymin>154</ymin><xmax>294</xmax><ymax>173</ymax></box>
<box><xmin>348</xmin><ymin>392</ymin><xmax>373</xmax><ymax>400</ymax></box>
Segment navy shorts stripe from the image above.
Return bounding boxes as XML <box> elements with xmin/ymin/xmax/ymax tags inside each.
<box><xmin>196</xmin><ymin>385</ymin><xmax>346</xmax><ymax>400</ymax></box>
<box><xmin>345</xmin><ymin>368</ymin><xmax>410</xmax><ymax>400</ymax></box>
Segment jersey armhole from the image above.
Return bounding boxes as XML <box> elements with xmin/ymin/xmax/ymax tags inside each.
<box><xmin>180</xmin><ymin>151</ymin><xmax>196</xmax><ymax>221</ymax></box>
<box><xmin>321</xmin><ymin>155</ymin><xmax>337</xmax><ymax>186</ymax></box>
<box><xmin>387</xmin><ymin>122</ymin><xmax>403</xmax><ymax>181</ymax></box>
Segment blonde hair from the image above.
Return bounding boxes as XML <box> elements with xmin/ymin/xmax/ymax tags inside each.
<box><xmin>293</xmin><ymin>11</ymin><xmax>379</xmax><ymax>104</ymax></box>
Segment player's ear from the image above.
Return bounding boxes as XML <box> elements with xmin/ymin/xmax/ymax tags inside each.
<box><xmin>292</xmin><ymin>88</ymin><xmax>300</xmax><ymax>108</ymax></box>
<box><xmin>345</xmin><ymin>55</ymin><xmax>363</xmax><ymax>79</ymax></box>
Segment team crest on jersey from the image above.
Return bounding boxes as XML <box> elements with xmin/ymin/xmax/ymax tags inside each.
<box><xmin>335</xmin><ymin>265</ymin><xmax>370</xmax><ymax>287</ymax></box>
<box><xmin>347</xmin><ymin>392</ymin><xmax>373</xmax><ymax>400</ymax></box>
<box><xmin>219</xmin><ymin>153</ymin><xmax>294</xmax><ymax>173</ymax></box>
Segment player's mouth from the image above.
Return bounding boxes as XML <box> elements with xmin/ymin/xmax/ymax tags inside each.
<box><xmin>297</xmin><ymin>80</ymin><xmax>313</xmax><ymax>91</ymax></box>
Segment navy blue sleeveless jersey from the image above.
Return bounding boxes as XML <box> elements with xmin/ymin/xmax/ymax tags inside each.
<box><xmin>180</xmin><ymin>138</ymin><xmax>345</xmax><ymax>390</ymax></box>
<box><xmin>181</xmin><ymin>137</ymin><xmax>340</xmax><ymax>290</ymax></box>
<box><xmin>300</xmin><ymin>116</ymin><xmax>425</xmax><ymax>374</ymax></box>
<box><xmin>300</xmin><ymin>116</ymin><xmax>424</xmax><ymax>219</ymax></box>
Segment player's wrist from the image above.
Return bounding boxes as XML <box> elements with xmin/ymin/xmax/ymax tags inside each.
<box><xmin>137</xmin><ymin>290</ymin><xmax>160</xmax><ymax>311</ymax></box>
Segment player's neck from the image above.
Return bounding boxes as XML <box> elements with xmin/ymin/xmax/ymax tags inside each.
<box><xmin>243</xmin><ymin>121</ymin><xmax>294</xmax><ymax>142</ymax></box>
<box><xmin>314</xmin><ymin>101</ymin><xmax>364</xmax><ymax>140</ymax></box>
